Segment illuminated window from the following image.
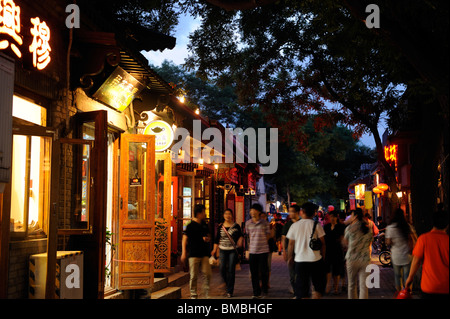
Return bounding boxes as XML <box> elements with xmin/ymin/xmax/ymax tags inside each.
<box><xmin>13</xmin><ymin>95</ymin><xmax>47</xmax><ymax>125</ymax></box>
<box><xmin>10</xmin><ymin>135</ymin><xmax>51</xmax><ymax>236</ymax></box>
<box><xmin>10</xmin><ymin>97</ymin><xmax>50</xmax><ymax>236</ymax></box>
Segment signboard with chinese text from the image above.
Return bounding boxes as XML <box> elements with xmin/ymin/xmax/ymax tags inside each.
<box><xmin>0</xmin><ymin>0</ymin><xmax>51</xmax><ymax>70</ymax></box>
<box><xmin>93</xmin><ymin>66</ymin><xmax>145</xmax><ymax>112</ymax></box>
<box><xmin>384</xmin><ymin>144</ymin><xmax>398</xmax><ymax>171</ymax></box>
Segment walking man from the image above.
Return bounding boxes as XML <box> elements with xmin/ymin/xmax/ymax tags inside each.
<box><xmin>287</xmin><ymin>202</ymin><xmax>327</xmax><ymax>299</ymax></box>
<box><xmin>282</xmin><ymin>204</ymin><xmax>301</xmax><ymax>294</ymax></box>
<box><xmin>245</xmin><ymin>203</ymin><xmax>271</xmax><ymax>299</ymax></box>
<box><xmin>405</xmin><ymin>209</ymin><xmax>449</xmax><ymax>299</ymax></box>
<box><xmin>181</xmin><ymin>204</ymin><xmax>212</xmax><ymax>299</ymax></box>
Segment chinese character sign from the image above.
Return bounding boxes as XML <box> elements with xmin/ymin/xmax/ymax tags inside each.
<box><xmin>0</xmin><ymin>0</ymin><xmax>23</xmax><ymax>58</ymax></box>
<box><xmin>29</xmin><ymin>17</ymin><xmax>51</xmax><ymax>70</ymax></box>
<box><xmin>0</xmin><ymin>0</ymin><xmax>51</xmax><ymax>70</ymax></box>
<box><xmin>384</xmin><ymin>144</ymin><xmax>398</xmax><ymax>170</ymax></box>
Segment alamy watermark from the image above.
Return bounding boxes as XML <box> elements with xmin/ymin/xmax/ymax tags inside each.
<box><xmin>170</xmin><ymin>120</ymin><xmax>279</xmax><ymax>175</ymax></box>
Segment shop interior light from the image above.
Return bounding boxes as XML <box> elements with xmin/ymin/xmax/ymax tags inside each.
<box><xmin>396</xmin><ymin>191</ymin><xmax>403</xmax><ymax>198</ymax></box>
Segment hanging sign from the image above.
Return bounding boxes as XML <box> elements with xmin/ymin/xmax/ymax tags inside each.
<box><xmin>93</xmin><ymin>66</ymin><xmax>145</xmax><ymax>112</ymax></box>
<box><xmin>143</xmin><ymin>120</ymin><xmax>174</xmax><ymax>152</ymax></box>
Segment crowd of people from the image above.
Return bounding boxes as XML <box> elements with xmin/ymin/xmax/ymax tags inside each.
<box><xmin>181</xmin><ymin>202</ymin><xmax>449</xmax><ymax>300</ymax></box>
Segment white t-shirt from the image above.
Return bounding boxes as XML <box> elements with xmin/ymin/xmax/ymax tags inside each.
<box><xmin>385</xmin><ymin>223</ymin><xmax>412</xmax><ymax>266</ymax></box>
<box><xmin>286</xmin><ymin>219</ymin><xmax>325</xmax><ymax>262</ymax></box>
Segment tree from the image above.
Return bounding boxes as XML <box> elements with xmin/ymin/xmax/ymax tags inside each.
<box><xmin>182</xmin><ymin>0</ymin><xmax>448</xmax><ymax>234</ymax></box>
<box><xmin>152</xmin><ymin>60</ymin><xmax>241</xmax><ymax>126</ymax></box>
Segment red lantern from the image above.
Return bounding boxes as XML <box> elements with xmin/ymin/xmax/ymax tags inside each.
<box><xmin>328</xmin><ymin>205</ymin><xmax>335</xmax><ymax>212</ymax></box>
<box><xmin>372</xmin><ymin>187</ymin><xmax>382</xmax><ymax>194</ymax></box>
<box><xmin>378</xmin><ymin>183</ymin><xmax>389</xmax><ymax>191</ymax></box>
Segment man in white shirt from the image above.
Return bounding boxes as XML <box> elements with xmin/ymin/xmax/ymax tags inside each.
<box><xmin>287</xmin><ymin>202</ymin><xmax>326</xmax><ymax>299</ymax></box>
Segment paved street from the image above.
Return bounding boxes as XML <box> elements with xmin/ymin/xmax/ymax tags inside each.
<box><xmin>180</xmin><ymin>253</ymin><xmax>404</xmax><ymax>299</ymax></box>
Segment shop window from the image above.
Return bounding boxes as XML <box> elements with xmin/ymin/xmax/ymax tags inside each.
<box><xmin>155</xmin><ymin>159</ymin><xmax>165</xmax><ymax>219</ymax></box>
<box><xmin>127</xmin><ymin>142</ymin><xmax>148</xmax><ymax>220</ymax></box>
<box><xmin>10</xmin><ymin>135</ymin><xmax>51</xmax><ymax>237</ymax></box>
<box><xmin>57</xmin><ymin>123</ymin><xmax>95</xmax><ymax>233</ymax></box>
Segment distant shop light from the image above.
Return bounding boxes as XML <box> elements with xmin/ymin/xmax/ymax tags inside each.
<box><xmin>195</xmin><ymin>108</ymin><xmax>200</xmax><ymax>115</ymax></box>
<box><xmin>396</xmin><ymin>191</ymin><xmax>403</xmax><ymax>198</ymax></box>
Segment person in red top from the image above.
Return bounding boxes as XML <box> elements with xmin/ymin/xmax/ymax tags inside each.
<box><xmin>405</xmin><ymin>209</ymin><xmax>449</xmax><ymax>299</ymax></box>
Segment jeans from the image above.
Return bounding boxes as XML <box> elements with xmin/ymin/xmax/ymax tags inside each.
<box><xmin>249</xmin><ymin>253</ymin><xmax>269</xmax><ymax>296</ymax></box>
<box><xmin>288</xmin><ymin>260</ymin><xmax>296</xmax><ymax>293</ymax></box>
<box><xmin>188</xmin><ymin>256</ymin><xmax>212</xmax><ymax>298</ymax></box>
<box><xmin>219</xmin><ymin>250</ymin><xmax>238</xmax><ymax>294</ymax></box>
<box><xmin>346</xmin><ymin>260</ymin><xmax>369</xmax><ymax>299</ymax></box>
<box><xmin>393</xmin><ymin>263</ymin><xmax>411</xmax><ymax>291</ymax></box>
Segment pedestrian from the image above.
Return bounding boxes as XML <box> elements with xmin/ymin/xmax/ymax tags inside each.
<box><xmin>385</xmin><ymin>208</ymin><xmax>417</xmax><ymax>295</ymax></box>
<box><xmin>211</xmin><ymin>208</ymin><xmax>244</xmax><ymax>298</ymax></box>
<box><xmin>405</xmin><ymin>210</ymin><xmax>449</xmax><ymax>299</ymax></box>
<box><xmin>181</xmin><ymin>204</ymin><xmax>212</xmax><ymax>299</ymax></box>
<box><xmin>282</xmin><ymin>204</ymin><xmax>301</xmax><ymax>295</ymax></box>
<box><xmin>338</xmin><ymin>210</ymin><xmax>348</xmax><ymax>293</ymax></box>
<box><xmin>324</xmin><ymin>211</ymin><xmax>346</xmax><ymax>295</ymax></box>
<box><xmin>376</xmin><ymin>216</ymin><xmax>387</xmax><ymax>233</ymax></box>
<box><xmin>364</xmin><ymin>213</ymin><xmax>379</xmax><ymax>256</ymax></box>
<box><xmin>287</xmin><ymin>202</ymin><xmax>327</xmax><ymax>299</ymax></box>
<box><xmin>274</xmin><ymin>213</ymin><xmax>284</xmax><ymax>255</ymax></box>
<box><xmin>262</xmin><ymin>211</ymin><xmax>276</xmax><ymax>289</ymax></box>
<box><xmin>245</xmin><ymin>203</ymin><xmax>271</xmax><ymax>299</ymax></box>
<box><xmin>343</xmin><ymin>208</ymin><xmax>373</xmax><ymax>299</ymax></box>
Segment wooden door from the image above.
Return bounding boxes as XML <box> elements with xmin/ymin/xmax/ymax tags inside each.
<box><xmin>154</xmin><ymin>152</ymin><xmax>172</xmax><ymax>273</ymax></box>
<box><xmin>118</xmin><ymin>134</ymin><xmax>155</xmax><ymax>290</ymax></box>
<box><xmin>170</xmin><ymin>177</ymin><xmax>178</xmax><ymax>255</ymax></box>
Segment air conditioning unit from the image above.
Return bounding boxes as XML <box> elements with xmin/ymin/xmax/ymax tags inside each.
<box><xmin>29</xmin><ymin>251</ymin><xmax>83</xmax><ymax>299</ymax></box>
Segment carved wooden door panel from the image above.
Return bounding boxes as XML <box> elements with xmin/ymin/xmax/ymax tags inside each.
<box><xmin>118</xmin><ymin>134</ymin><xmax>155</xmax><ymax>290</ymax></box>
<box><xmin>154</xmin><ymin>152</ymin><xmax>172</xmax><ymax>273</ymax></box>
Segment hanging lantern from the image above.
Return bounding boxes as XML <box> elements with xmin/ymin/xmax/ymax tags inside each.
<box><xmin>378</xmin><ymin>183</ymin><xmax>389</xmax><ymax>191</ymax></box>
<box><xmin>328</xmin><ymin>205</ymin><xmax>335</xmax><ymax>212</ymax></box>
<box><xmin>372</xmin><ymin>187</ymin><xmax>382</xmax><ymax>194</ymax></box>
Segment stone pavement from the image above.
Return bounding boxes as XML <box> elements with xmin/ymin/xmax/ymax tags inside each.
<box><xmin>180</xmin><ymin>253</ymin><xmax>409</xmax><ymax>299</ymax></box>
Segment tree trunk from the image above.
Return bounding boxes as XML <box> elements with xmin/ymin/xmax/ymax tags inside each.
<box><xmin>410</xmin><ymin>100</ymin><xmax>443</xmax><ymax>235</ymax></box>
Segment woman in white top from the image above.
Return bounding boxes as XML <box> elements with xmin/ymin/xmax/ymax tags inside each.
<box><xmin>385</xmin><ymin>208</ymin><xmax>417</xmax><ymax>294</ymax></box>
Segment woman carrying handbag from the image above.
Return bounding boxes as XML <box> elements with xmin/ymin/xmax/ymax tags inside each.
<box><xmin>211</xmin><ymin>209</ymin><xmax>244</xmax><ymax>298</ymax></box>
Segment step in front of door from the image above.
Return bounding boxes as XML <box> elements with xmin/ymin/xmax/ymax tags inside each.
<box><xmin>151</xmin><ymin>286</ymin><xmax>181</xmax><ymax>299</ymax></box>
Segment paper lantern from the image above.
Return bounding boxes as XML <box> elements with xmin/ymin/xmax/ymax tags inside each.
<box><xmin>365</xmin><ymin>191</ymin><xmax>373</xmax><ymax>209</ymax></box>
<box><xmin>378</xmin><ymin>183</ymin><xmax>389</xmax><ymax>191</ymax></box>
<box><xmin>328</xmin><ymin>205</ymin><xmax>335</xmax><ymax>212</ymax></box>
<box><xmin>372</xmin><ymin>187</ymin><xmax>382</xmax><ymax>194</ymax></box>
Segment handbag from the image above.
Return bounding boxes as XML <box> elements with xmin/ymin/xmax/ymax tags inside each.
<box><xmin>222</xmin><ymin>224</ymin><xmax>242</xmax><ymax>265</ymax></box>
<box><xmin>309</xmin><ymin>219</ymin><xmax>323</xmax><ymax>251</ymax></box>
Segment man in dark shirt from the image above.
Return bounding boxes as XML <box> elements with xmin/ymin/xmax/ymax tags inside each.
<box><xmin>181</xmin><ymin>204</ymin><xmax>211</xmax><ymax>299</ymax></box>
<box><xmin>282</xmin><ymin>204</ymin><xmax>301</xmax><ymax>295</ymax></box>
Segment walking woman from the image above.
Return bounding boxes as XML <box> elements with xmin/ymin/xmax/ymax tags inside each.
<box><xmin>385</xmin><ymin>208</ymin><xmax>417</xmax><ymax>295</ymax></box>
<box><xmin>343</xmin><ymin>208</ymin><xmax>373</xmax><ymax>299</ymax></box>
<box><xmin>211</xmin><ymin>209</ymin><xmax>243</xmax><ymax>298</ymax></box>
